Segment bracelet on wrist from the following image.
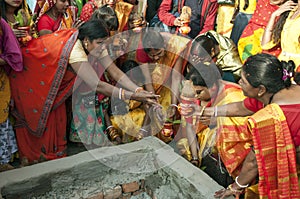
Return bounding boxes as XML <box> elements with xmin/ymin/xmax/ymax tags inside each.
<box><xmin>121</xmin><ymin>89</ymin><xmax>125</xmax><ymax>100</ymax></box>
<box><xmin>235</xmin><ymin>176</ymin><xmax>249</xmax><ymax>188</ymax></box>
<box><xmin>214</xmin><ymin>106</ymin><xmax>218</xmax><ymax>117</ymax></box>
<box><xmin>105</xmin><ymin>125</ymin><xmax>114</xmax><ymax>132</ymax></box>
<box><xmin>227</xmin><ymin>184</ymin><xmax>244</xmax><ymax>194</ymax></box>
<box><xmin>192</xmin><ymin>157</ymin><xmax>198</xmax><ymax>161</ymax></box>
<box><xmin>140</xmin><ymin>128</ymin><xmax>148</xmax><ymax>133</ymax></box>
<box><xmin>118</xmin><ymin>88</ymin><xmax>123</xmax><ymax>100</ymax></box>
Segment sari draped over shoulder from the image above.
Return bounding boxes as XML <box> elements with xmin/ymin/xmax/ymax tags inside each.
<box><xmin>247</xmin><ymin>104</ymin><xmax>300</xmax><ymax>199</ymax></box>
<box><xmin>178</xmin><ymin>82</ymin><xmax>248</xmax><ymax>169</ymax></box>
<box><xmin>9</xmin><ymin>29</ymin><xmax>78</xmax><ymax>162</ymax></box>
<box><xmin>152</xmin><ymin>34</ymin><xmax>190</xmax><ymax>93</ymax></box>
<box><xmin>35</xmin><ymin>0</ymin><xmax>76</xmax><ymax>31</ymax></box>
<box><xmin>237</xmin><ymin>1</ymin><xmax>281</xmax><ymax>63</ymax></box>
<box><xmin>215</xmin><ymin>83</ymin><xmax>251</xmax><ymax>177</ymax></box>
<box><xmin>115</xmin><ymin>1</ymin><xmax>134</xmax><ymax>31</ymax></box>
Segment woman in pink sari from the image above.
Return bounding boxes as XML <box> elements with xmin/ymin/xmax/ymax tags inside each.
<box><xmin>0</xmin><ymin>13</ymin><xmax>23</xmax><ymax>171</ymax></box>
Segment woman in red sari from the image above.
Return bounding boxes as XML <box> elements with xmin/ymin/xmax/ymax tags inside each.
<box><xmin>9</xmin><ymin>19</ymin><xmax>158</xmax><ymax>165</ymax></box>
<box><xmin>35</xmin><ymin>0</ymin><xmax>79</xmax><ymax>36</ymax></box>
<box><xmin>208</xmin><ymin>54</ymin><xmax>300</xmax><ymax>198</ymax></box>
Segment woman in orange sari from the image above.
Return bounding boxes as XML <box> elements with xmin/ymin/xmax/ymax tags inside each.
<box><xmin>9</xmin><ymin>19</ymin><xmax>158</xmax><ymax>164</ymax></box>
<box><xmin>211</xmin><ymin>54</ymin><xmax>300</xmax><ymax>198</ymax></box>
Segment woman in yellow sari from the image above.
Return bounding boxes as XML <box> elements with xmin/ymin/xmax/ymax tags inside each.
<box><xmin>177</xmin><ymin>62</ymin><xmax>247</xmax><ymax>187</ymax></box>
<box><xmin>136</xmin><ymin>29</ymin><xmax>190</xmax><ymax>141</ymax></box>
<box><xmin>261</xmin><ymin>0</ymin><xmax>300</xmax><ymax>74</ymax></box>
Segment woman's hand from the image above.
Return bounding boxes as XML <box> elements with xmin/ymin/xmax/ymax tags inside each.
<box><xmin>174</xmin><ymin>17</ymin><xmax>183</xmax><ymax>26</ymax></box>
<box><xmin>273</xmin><ymin>0</ymin><xmax>297</xmax><ymax>17</ymax></box>
<box><xmin>214</xmin><ymin>183</ymin><xmax>243</xmax><ymax>199</ymax></box>
<box><xmin>12</xmin><ymin>28</ymin><xmax>27</xmax><ymax>38</ymax></box>
<box><xmin>178</xmin><ymin>103</ymin><xmax>204</xmax><ymax>117</ymax></box>
<box><xmin>73</xmin><ymin>19</ymin><xmax>85</xmax><ymax>29</ymax></box>
<box><xmin>131</xmin><ymin>90</ymin><xmax>160</xmax><ymax>105</ymax></box>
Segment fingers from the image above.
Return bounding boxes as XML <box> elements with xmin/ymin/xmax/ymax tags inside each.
<box><xmin>13</xmin><ymin>29</ymin><xmax>27</xmax><ymax>38</ymax></box>
<box><xmin>214</xmin><ymin>189</ymin><xmax>226</xmax><ymax>198</ymax></box>
<box><xmin>73</xmin><ymin>20</ymin><xmax>85</xmax><ymax>29</ymax></box>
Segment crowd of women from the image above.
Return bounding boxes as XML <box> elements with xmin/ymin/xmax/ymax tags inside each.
<box><xmin>1</xmin><ymin>0</ymin><xmax>300</xmax><ymax>198</ymax></box>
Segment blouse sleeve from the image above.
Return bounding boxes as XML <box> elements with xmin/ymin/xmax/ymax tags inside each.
<box><xmin>0</xmin><ymin>19</ymin><xmax>23</xmax><ymax>72</ymax></box>
<box><xmin>69</xmin><ymin>40</ymin><xmax>88</xmax><ymax>64</ymax></box>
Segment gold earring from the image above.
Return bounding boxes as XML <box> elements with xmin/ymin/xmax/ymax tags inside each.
<box><xmin>84</xmin><ymin>42</ymin><xmax>88</xmax><ymax>49</ymax></box>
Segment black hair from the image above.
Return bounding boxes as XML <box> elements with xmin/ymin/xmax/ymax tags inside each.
<box><xmin>78</xmin><ymin>19</ymin><xmax>109</xmax><ymax>41</ymax></box>
<box><xmin>243</xmin><ymin>53</ymin><xmax>295</xmax><ymax>93</ymax></box>
<box><xmin>142</xmin><ymin>28</ymin><xmax>164</xmax><ymax>53</ymax></box>
<box><xmin>0</xmin><ymin>0</ymin><xmax>24</xmax><ymax>22</ymax></box>
<box><xmin>186</xmin><ymin>62</ymin><xmax>222</xmax><ymax>88</ymax></box>
<box><xmin>91</xmin><ymin>5</ymin><xmax>119</xmax><ymax>31</ymax></box>
<box><xmin>273</xmin><ymin>0</ymin><xmax>298</xmax><ymax>44</ymax></box>
<box><xmin>191</xmin><ymin>33</ymin><xmax>218</xmax><ymax>59</ymax></box>
<box><xmin>243</xmin><ymin>0</ymin><xmax>249</xmax><ymax>11</ymax></box>
<box><xmin>120</xmin><ymin>60</ymin><xmax>145</xmax><ymax>85</ymax></box>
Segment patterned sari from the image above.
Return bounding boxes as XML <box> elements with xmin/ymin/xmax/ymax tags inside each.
<box><xmin>9</xmin><ymin>29</ymin><xmax>78</xmax><ymax>163</ymax></box>
<box><xmin>177</xmin><ymin>81</ymin><xmax>248</xmax><ymax>173</ymax></box>
<box><xmin>35</xmin><ymin>0</ymin><xmax>76</xmax><ymax>32</ymax></box>
<box><xmin>246</xmin><ymin>104</ymin><xmax>300</xmax><ymax>198</ymax></box>
<box><xmin>0</xmin><ymin>19</ymin><xmax>23</xmax><ymax>164</ymax></box>
<box><xmin>237</xmin><ymin>1</ymin><xmax>281</xmax><ymax>63</ymax></box>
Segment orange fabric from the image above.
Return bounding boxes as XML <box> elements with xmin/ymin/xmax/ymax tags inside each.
<box><xmin>213</xmin><ymin>83</ymin><xmax>251</xmax><ymax>177</ymax></box>
<box><xmin>9</xmin><ymin>29</ymin><xmax>78</xmax><ymax>162</ymax></box>
<box><xmin>249</xmin><ymin>104</ymin><xmax>300</xmax><ymax>198</ymax></box>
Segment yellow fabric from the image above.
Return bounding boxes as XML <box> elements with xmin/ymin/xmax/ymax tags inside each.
<box><xmin>179</xmin><ymin>82</ymin><xmax>248</xmax><ymax>168</ymax></box>
<box><xmin>69</xmin><ymin>40</ymin><xmax>88</xmax><ymax>64</ymax></box>
<box><xmin>238</xmin><ymin>28</ymin><xmax>265</xmax><ymax>63</ymax></box>
<box><xmin>206</xmin><ymin>30</ymin><xmax>243</xmax><ymax>76</ymax></box>
<box><xmin>262</xmin><ymin>7</ymin><xmax>300</xmax><ymax>69</ymax></box>
<box><xmin>0</xmin><ymin>69</ymin><xmax>10</xmax><ymax>123</ymax></box>
<box><xmin>152</xmin><ymin>33</ymin><xmax>190</xmax><ymax>109</ymax></box>
<box><xmin>111</xmin><ymin>106</ymin><xmax>145</xmax><ymax>143</ymax></box>
<box><xmin>213</xmin><ymin>85</ymin><xmax>250</xmax><ymax>176</ymax></box>
<box><xmin>216</xmin><ymin>5</ymin><xmax>235</xmax><ymax>37</ymax></box>
<box><xmin>115</xmin><ymin>1</ymin><xmax>134</xmax><ymax>31</ymax></box>
<box><xmin>239</xmin><ymin>0</ymin><xmax>256</xmax><ymax>14</ymax></box>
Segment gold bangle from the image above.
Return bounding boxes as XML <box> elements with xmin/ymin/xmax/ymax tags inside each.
<box><xmin>227</xmin><ymin>184</ymin><xmax>244</xmax><ymax>194</ymax></box>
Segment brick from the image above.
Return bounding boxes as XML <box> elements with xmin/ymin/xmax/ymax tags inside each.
<box><xmin>104</xmin><ymin>186</ymin><xmax>122</xmax><ymax>199</ymax></box>
<box><xmin>87</xmin><ymin>192</ymin><xmax>104</xmax><ymax>199</ymax></box>
<box><xmin>122</xmin><ymin>181</ymin><xmax>139</xmax><ymax>193</ymax></box>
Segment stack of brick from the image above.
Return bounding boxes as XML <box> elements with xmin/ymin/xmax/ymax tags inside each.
<box><xmin>87</xmin><ymin>179</ymin><xmax>148</xmax><ymax>199</ymax></box>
